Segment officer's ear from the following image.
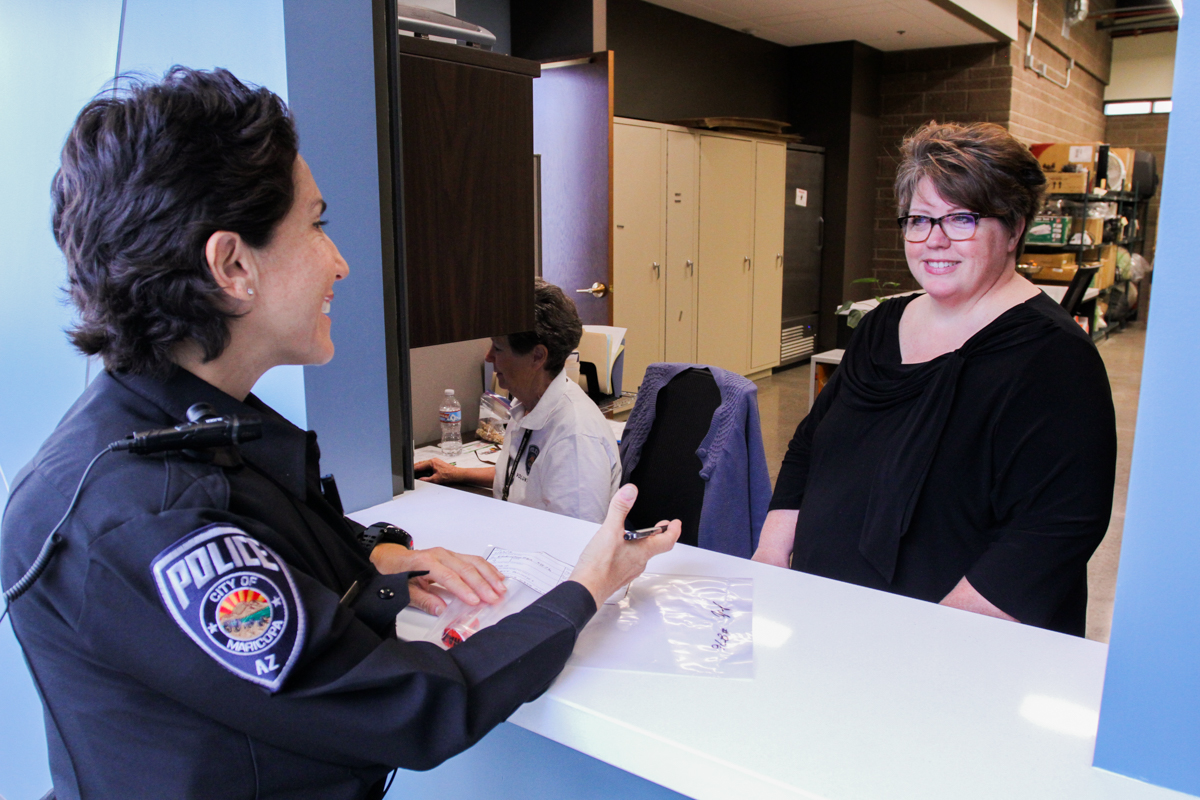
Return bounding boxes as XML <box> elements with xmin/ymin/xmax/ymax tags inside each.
<box><xmin>204</xmin><ymin>230</ymin><xmax>257</xmax><ymax>304</ymax></box>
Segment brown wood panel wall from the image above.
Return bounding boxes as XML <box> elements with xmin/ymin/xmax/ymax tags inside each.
<box><xmin>400</xmin><ymin>52</ymin><xmax>536</xmax><ymax>348</ymax></box>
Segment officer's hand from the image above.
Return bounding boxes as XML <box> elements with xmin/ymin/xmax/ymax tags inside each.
<box><xmin>414</xmin><ymin>458</ymin><xmax>458</xmax><ymax>484</ymax></box>
<box><xmin>371</xmin><ymin>544</ymin><xmax>506</xmax><ymax>615</ymax></box>
<box><xmin>568</xmin><ymin>484</ymin><xmax>680</xmax><ymax>610</ymax></box>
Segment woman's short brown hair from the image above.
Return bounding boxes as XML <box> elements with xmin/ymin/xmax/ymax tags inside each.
<box><xmin>895</xmin><ymin>122</ymin><xmax>1046</xmax><ymax>258</ymax></box>
<box><xmin>507</xmin><ymin>279</ymin><xmax>584</xmax><ymax>374</ymax></box>
<box><xmin>54</xmin><ymin>67</ymin><xmax>297</xmax><ymax>377</ymax></box>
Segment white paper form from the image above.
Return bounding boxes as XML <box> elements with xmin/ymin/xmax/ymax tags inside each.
<box><xmin>395</xmin><ymin>547</ymin><xmax>631</xmax><ymax>647</ymax></box>
<box><xmin>485</xmin><ymin>547</ymin><xmax>573</xmax><ymax>594</ymax></box>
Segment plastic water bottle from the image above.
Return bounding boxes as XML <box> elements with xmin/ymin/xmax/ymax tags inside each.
<box><xmin>439</xmin><ymin>389</ymin><xmax>462</xmax><ymax>457</ymax></box>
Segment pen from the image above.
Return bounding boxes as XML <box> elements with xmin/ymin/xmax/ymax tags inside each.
<box><xmin>623</xmin><ymin>525</ymin><xmax>668</xmax><ymax>541</ymax></box>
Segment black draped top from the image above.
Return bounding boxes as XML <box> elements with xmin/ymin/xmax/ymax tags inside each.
<box><xmin>770</xmin><ymin>292</ymin><xmax>1116</xmax><ymax>635</ymax></box>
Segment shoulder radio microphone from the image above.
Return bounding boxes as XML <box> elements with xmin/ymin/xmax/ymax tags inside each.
<box><xmin>2</xmin><ymin>403</ymin><xmax>263</xmax><ymax>620</ymax></box>
<box><xmin>113</xmin><ymin>402</ymin><xmax>263</xmax><ymax>454</ymax></box>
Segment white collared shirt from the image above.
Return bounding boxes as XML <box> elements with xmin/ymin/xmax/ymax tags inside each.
<box><xmin>492</xmin><ymin>368</ymin><xmax>621</xmax><ymax>524</ymax></box>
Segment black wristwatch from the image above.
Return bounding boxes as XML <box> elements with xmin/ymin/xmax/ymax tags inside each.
<box><xmin>356</xmin><ymin>522</ymin><xmax>414</xmax><ymax>554</ymax></box>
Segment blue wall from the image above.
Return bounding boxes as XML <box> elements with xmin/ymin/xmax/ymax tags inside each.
<box><xmin>285</xmin><ymin>0</ymin><xmax>399</xmax><ymax>514</ymax></box>
<box><xmin>0</xmin><ymin>0</ymin><xmax>121</xmax><ymax>536</ymax></box>
<box><xmin>1093</xmin><ymin>9</ymin><xmax>1200</xmax><ymax>795</ymax></box>
<box><xmin>0</xmin><ymin>2</ymin><xmax>295</xmax><ymax>796</ymax></box>
<box><xmin>117</xmin><ymin>0</ymin><xmax>306</xmax><ymax>429</ymax></box>
<box><xmin>384</xmin><ymin>722</ymin><xmax>689</xmax><ymax>800</ymax></box>
<box><xmin>1</xmin><ymin>5</ymin><xmax>124</xmax><ymax>796</ymax></box>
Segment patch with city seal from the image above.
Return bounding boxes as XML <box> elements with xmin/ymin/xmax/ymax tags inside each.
<box><xmin>152</xmin><ymin>523</ymin><xmax>306</xmax><ymax>692</ymax></box>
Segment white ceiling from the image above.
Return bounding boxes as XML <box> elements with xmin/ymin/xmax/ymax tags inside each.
<box><xmin>642</xmin><ymin>0</ymin><xmax>1001</xmax><ymax>51</ymax></box>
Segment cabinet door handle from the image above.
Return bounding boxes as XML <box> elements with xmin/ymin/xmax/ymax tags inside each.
<box><xmin>776</xmin><ymin>253</ymin><xmax>783</xmax><ymax>269</ymax></box>
<box><xmin>652</xmin><ymin>262</ymin><xmax>661</xmax><ymax>278</ymax></box>
<box><xmin>575</xmin><ymin>282</ymin><xmax>608</xmax><ymax>298</ymax></box>
<box><xmin>686</xmin><ymin>259</ymin><xmax>694</xmax><ymax>276</ymax></box>
<box><xmin>744</xmin><ymin>256</ymin><xmax>751</xmax><ymax>271</ymax></box>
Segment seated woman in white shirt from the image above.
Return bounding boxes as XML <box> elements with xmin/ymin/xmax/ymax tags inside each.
<box><xmin>415</xmin><ymin>280</ymin><xmax>621</xmax><ymax>524</ymax></box>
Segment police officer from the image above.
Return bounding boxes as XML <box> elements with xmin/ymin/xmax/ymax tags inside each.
<box><xmin>0</xmin><ymin>67</ymin><xmax>679</xmax><ymax>800</ymax></box>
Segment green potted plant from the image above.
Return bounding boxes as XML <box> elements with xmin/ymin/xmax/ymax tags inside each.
<box><xmin>837</xmin><ymin>277</ymin><xmax>902</xmax><ymax>329</ymax></box>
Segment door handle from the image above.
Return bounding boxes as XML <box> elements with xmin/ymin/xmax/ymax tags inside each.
<box><xmin>686</xmin><ymin>259</ymin><xmax>694</xmax><ymax>276</ymax></box>
<box><xmin>776</xmin><ymin>253</ymin><xmax>783</xmax><ymax>269</ymax></box>
<box><xmin>744</xmin><ymin>256</ymin><xmax>751</xmax><ymax>271</ymax></box>
<box><xmin>575</xmin><ymin>282</ymin><xmax>608</xmax><ymax>298</ymax></box>
<box><xmin>652</xmin><ymin>262</ymin><xmax>661</xmax><ymax>278</ymax></box>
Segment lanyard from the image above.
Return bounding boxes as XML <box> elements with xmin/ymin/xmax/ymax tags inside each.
<box><xmin>501</xmin><ymin>429</ymin><xmax>533</xmax><ymax>502</ymax></box>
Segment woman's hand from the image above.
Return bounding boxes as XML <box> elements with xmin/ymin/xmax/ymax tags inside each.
<box><xmin>414</xmin><ymin>458</ymin><xmax>459</xmax><ymax>484</ymax></box>
<box><xmin>415</xmin><ymin>459</ymin><xmax>496</xmax><ymax>488</ymax></box>
<box><xmin>568</xmin><ymin>484</ymin><xmax>680</xmax><ymax>610</ymax></box>
<box><xmin>940</xmin><ymin>577</ymin><xmax>1018</xmax><ymax>622</ymax></box>
<box><xmin>751</xmin><ymin>509</ymin><xmax>798</xmax><ymax>568</ymax></box>
<box><xmin>371</xmin><ymin>543</ymin><xmax>507</xmax><ymax>615</ymax></box>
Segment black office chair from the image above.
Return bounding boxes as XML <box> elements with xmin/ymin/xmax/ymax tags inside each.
<box><xmin>623</xmin><ymin>368</ymin><xmax>722</xmax><ymax>548</ymax></box>
<box><xmin>1060</xmin><ymin>265</ymin><xmax>1100</xmax><ymax>318</ymax></box>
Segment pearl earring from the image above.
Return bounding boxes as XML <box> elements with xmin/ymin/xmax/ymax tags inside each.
<box><xmin>247</xmin><ymin>288</ymin><xmax>255</xmax><ymax>296</ymax></box>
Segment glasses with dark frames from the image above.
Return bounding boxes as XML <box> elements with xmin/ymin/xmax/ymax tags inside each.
<box><xmin>897</xmin><ymin>212</ymin><xmax>999</xmax><ymax>243</ymax></box>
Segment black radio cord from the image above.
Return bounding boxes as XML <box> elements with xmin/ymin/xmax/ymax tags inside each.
<box><xmin>1</xmin><ymin>407</ymin><xmax>262</xmax><ymax>627</ymax></box>
<box><xmin>0</xmin><ymin>444</ymin><xmax>118</xmax><ymax>627</ymax></box>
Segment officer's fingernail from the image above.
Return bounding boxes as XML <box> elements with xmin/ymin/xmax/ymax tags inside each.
<box><xmin>617</xmin><ymin>484</ymin><xmax>637</xmax><ymax>501</ymax></box>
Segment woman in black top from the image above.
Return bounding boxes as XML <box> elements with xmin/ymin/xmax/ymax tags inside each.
<box><xmin>752</xmin><ymin>122</ymin><xmax>1116</xmax><ymax>636</ymax></box>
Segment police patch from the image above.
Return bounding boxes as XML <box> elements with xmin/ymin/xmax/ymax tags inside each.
<box><xmin>151</xmin><ymin>524</ymin><xmax>305</xmax><ymax>692</ymax></box>
<box><xmin>525</xmin><ymin>444</ymin><xmax>540</xmax><ymax>474</ymax></box>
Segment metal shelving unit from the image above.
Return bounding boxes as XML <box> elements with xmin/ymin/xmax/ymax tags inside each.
<box><xmin>1024</xmin><ymin>189</ymin><xmax>1149</xmax><ymax>341</ymax></box>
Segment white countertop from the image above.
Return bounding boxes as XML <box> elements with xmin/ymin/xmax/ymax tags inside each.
<box><xmin>352</xmin><ymin>482</ymin><xmax>1191</xmax><ymax>800</ymax></box>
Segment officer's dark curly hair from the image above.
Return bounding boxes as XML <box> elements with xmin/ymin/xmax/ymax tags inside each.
<box><xmin>52</xmin><ymin>66</ymin><xmax>298</xmax><ymax>376</ymax></box>
<box><xmin>895</xmin><ymin>121</ymin><xmax>1046</xmax><ymax>259</ymax></box>
<box><xmin>508</xmin><ymin>279</ymin><xmax>585</xmax><ymax>375</ymax></box>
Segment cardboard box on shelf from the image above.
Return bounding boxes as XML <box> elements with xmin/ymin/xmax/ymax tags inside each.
<box><xmin>1023</xmin><ymin>251</ymin><xmax>1077</xmax><ymax>269</ymax></box>
<box><xmin>1019</xmin><ymin>251</ymin><xmax>1077</xmax><ymax>283</ymax></box>
<box><xmin>1031</xmin><ymin>142</ymin><xmax>1103</xmax><ymax>173</ymax></box>
<box><xmin>1097</xmin><ymin>245</ymin><xmax>1117</xmax><ymax>289</ymax></box>
<box><xmin>1027</xmin><ymin>215</ymin><xmax>1070</xmax><ymax>244</ymax></box>
<box><xmin>1045</xmin><ymin>171</ymin><xmax>1090</xmax><ymax>194</ymax></box>
<box><xmin>1071</xmin><ymin>217</ymin><xmax>1105</xmax><ymax>246</ymax></box>
<box><xmin>1029</xmin><ymin>265</ymin><xmax>1077</xmax><ymax>283</ymax></box>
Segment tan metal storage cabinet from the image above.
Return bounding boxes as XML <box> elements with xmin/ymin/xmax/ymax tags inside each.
<box><xmin>697</xmin><ymin>133</ymin><xmax>756</xmax><ymax>375</ymax></box>
<box><xmin>613</xmin><ymin>120</ymin><xmax>665</xmax><ymax>392</ymax></box>
<box><xmin>751</xmin><ymin>140</ymin><xmax>787</xmax><ymax>371</ymax></box>
<box><xmin>665</xmin><ymin>129</ymin><xmax>699</xmax><ymax>364</ymax></box>
<box><xmin>613</xmin><ymin>120</ymin><xmax>786</xmax><ymax>386</ymax></box>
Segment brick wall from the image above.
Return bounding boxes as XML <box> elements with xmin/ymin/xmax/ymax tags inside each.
<box><xmin>869</xmin><ymin>0</ymin><xmax>1114</xmax><ymax>292</ymax></box>
<box><xmin>1105</xmin><ymin>113</ymin><xmax>1169</xmax><ymax>263</ymax></box>
<box><xmin>873</xmin><ymin>43</ymin><xmax>1010</xmax><ymax>293</ymax></box>
<box><xmin>1008</xmin><ymin>0</ymin><xmax>1110</xmax><ymax>142</ymax></box>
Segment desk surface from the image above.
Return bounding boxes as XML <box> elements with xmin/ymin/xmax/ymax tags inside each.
<box><xmin>1039</xmin><ymin>284</ymin><xmax>1102</xmax><ymax>305</ymax></box>
<box><xmin>353</xmin><ymin>483</ymin><xmax>1190</xmax><ymax>800</ymax></box>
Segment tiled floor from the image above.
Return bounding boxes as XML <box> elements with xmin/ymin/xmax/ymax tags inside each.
<box><xmin>754</xmin><ymin>321</ymin><xmax>1147</xmax><ymax>643</ymax></box>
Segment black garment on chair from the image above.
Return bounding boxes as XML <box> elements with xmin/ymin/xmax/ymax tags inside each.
<box><xmin>624</xmin><ymin>368</ymin><xmax>722</xmax><ymax>547</ymax></box>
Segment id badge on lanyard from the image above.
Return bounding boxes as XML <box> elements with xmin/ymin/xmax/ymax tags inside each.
<box><xmin>501</xmin><ymin>429</ymin><xmax>533</xmax><ymax>502</ymax></box>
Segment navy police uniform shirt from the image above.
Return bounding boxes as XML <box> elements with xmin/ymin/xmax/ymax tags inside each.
<box><xmin>0</xmin><ymin>367</ymin><xmax>597</xmax><ymax>800</ymax></box>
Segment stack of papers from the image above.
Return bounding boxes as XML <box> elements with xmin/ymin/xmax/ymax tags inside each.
<box><xmin>413</xmin><ymin>439</ymin><xmax>502</xmax><ymax>470</ymax></box>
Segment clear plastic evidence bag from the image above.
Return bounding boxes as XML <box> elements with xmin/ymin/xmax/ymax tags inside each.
<box><xmin>394</xmin><ymin>546</ymin><xmax>753</xmax><ymax>678</ymax></box>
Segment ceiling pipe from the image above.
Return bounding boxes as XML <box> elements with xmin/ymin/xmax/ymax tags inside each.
<box><xmin>1025</xmin><ymin>0</ymin><xmax>1075</xmax><ymax>90</ymax></box>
